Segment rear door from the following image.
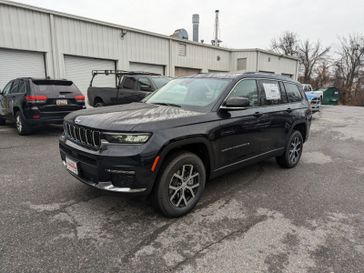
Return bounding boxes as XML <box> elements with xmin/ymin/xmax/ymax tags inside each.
<box><xmin>6</xmin><ymin>80</ymin><xmax>20</xmax><ymax>119</ymax></box>
<box><xmin>30</xmin><ymin>80</ymin><xmax>84</xmax><ymax>114</ymax></box>
<box><xmin>256</xmin><ymin>79</ymin><xmax>289</xmax><ymax>151</ymax></box>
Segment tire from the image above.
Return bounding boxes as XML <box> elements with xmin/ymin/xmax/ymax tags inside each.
<box><xmin>276</xmin><ymin>130</ymin><xmax>303</xmax><ymax>168</ymax></box>
<box><xmin>0</xmin><ymin>116</ymin><xmax>5</xmax><ymax>125</ymax></box>
<box><xmin>15</xmin><ymin>111</ymin><xmax>32</xmax><ymax>135</ymax></box>
<box><xmin>94</xmin><ymin>101</ymin><xmax>104</xmax><ymax>107</ymax></box>
<box><xmin>152</xmin><ymin>151</ymin><xmax>206</xmax><ymax>218</ymax></box>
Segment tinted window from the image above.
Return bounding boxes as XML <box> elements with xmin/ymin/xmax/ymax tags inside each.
<box><xmin>10</xmin><ymin>81</ymin><xmax>19</xmax><ymax>94</ymax></box>
<box><xmin>122</xmin><ymin>77</ymin><xmax>137</xmax><ymax>89</ymax></box>
<box><xmin>16</xmin><ymin>80</ymin><xmax>27</xmax><ymax>94</ymax></box>
<box><xmin>137</xmin><ymin>77</ymin><xmax>153</xmax><ymax>91</ymax></box>
<box><xmin>228</xmin><ymin>79</ymin><xmax>258</xmax><ymax>107</ymax></box>
<box><xmin>2</xmin><ymin>82</ymin><xmax>12</xmax><ymax>95</ymax></box>
<box><xmin>31</xmin><ymin>80</ymin><xmax>79</xmax><ymax>96</ymax></box>
<box><xmin>284</xmin><ymin>83</ymin><xmax>303</xmax><ymax>102</ymax></box>
<box><xmin>258</xmin><ymin>80</ymin><xmax>282</xmax><ymax>105</ymax></box>
<box><xmin>279</xmin><ymin>82</ymin><xmax>288</xmax><ymax>103</ymax></box>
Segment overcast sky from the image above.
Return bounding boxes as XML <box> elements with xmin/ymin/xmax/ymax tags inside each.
<box><xmin>14</xmin><ymin>0</ymin><xmax>364</xmax><ymax>50</ymax></box>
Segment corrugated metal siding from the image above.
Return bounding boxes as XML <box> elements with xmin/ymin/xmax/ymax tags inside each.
<box><xmin>0</xmin><ymin>4</ymin><xmax>51</xmax><ymax>51</ymax></box>
<box><xmin>172</xmin><ymin>41</ymin><xmax>230</xmax><ymax>73</ymax></box>
<box><xmin>258</xmin><ymin>52</ymin><xmax>297</xmax><ymax>76</ymax></box>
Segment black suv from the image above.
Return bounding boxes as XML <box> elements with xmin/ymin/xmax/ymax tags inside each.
<box><xmin>0</xmin><ymin>78</ymin><xmax>85</xmax><ymax>135</ymax></box>
<box><xmin>59</xmin><ymin>73</ymin><xmax>311</xmax><ymax>217</ymax></box>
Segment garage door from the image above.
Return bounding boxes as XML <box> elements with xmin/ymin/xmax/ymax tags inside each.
<box><xmin>0</xmin><ymin>49</ymin><xmax>46</xmax><ymax>90</ymax></box>
<box><xmin>129</xmin><ymin>62</ymin><xmax>165</xmax><ymax>75</ymax></box>
<box><xmin>175</xmin><ymin>67</ymin><xmax>201</xmax><ymax>77</ymax></box>
<box><xmin>64</xmin><ymin>55</ymin><xmax>116</xmax><ymax>96</ymax></box>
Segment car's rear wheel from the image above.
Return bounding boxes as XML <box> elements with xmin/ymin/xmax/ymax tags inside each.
<box><xmin>15</xmin><ymin>111</ymin><xmax>32</xmax><ymax>135</ymax></box>
<box><xmin>152</xmin><ymin>151</ymin><xmax>206</xmax><ymax>217</ymax></box>
<box><xmin>276</xmin><ymin>130</ymin><xmax>303</xmax><ymax>168</ymax></box>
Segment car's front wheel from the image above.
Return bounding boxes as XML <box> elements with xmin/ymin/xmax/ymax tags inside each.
<box><xmin>276</xmin><ymin>130</ymin><xmax>303</xmax><ymax>168</ymax></box>
<box><xmin>153</xmin><ymin>151</ymin><xmax>206</xmax><ymax>217</ymax></box>
<box><xmin>15</xmin><ymin>111</ymin><xmax>32</xmax><ymax>135</ymax></box>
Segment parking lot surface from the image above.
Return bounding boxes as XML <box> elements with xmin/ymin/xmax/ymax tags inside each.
<box><xmin>1</xmin><ymin>105</ymin><xmax>363</xmax><ymax>273</ymax></box>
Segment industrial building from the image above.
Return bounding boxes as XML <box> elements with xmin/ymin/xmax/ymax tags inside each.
<box><xmin>0</xmin><ymin>0</ymin><xmax>299</xmax><ymax>96</ymax></box>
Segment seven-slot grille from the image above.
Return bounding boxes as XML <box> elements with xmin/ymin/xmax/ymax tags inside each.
<box><xmin>64</xmin><ymin>122</ymin><xmax>100</xmax><ymax>149</ymax></box>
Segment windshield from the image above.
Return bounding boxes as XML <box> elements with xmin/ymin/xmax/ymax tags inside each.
<box><xmin>151</xmin><ymin>77</ymin><xmax>172</xmax><ymax>89</ymax></box>
<box><xmin>145</xmin><ymin>78</ymin><xmax>231</xmax><ymax>111</ymax></box>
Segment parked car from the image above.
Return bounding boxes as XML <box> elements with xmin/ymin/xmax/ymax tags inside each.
<box><xmin>0</xmin><ymin>78</ymin><xmax>85</xmax><ymax>135</ymax></box>
<box><xmin>87</xmin><ymin>70</ymin><xmax>172</xmax><ymax>107</ymax></box>
<box><xmin>305</xmin><ymin>91</ymin><xmax>321</xmax><ymax>113</ymax></box>
<box><xmin>59</xmin><ymin>72</ymin><xmax>312</xmax><ymax>217</ymax></box>
<box><xmin>302</xmin><ymin>83</ymin><xmax>323</xmax><ymax>101</ymax></box>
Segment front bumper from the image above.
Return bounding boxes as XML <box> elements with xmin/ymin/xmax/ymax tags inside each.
<box><xmin>59</xmin><ymin>135</ymin><xmax>158</xmax><ymax>195</ymax></box>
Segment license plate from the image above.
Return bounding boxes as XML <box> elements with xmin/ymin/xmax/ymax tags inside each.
<box><xmin>66</xmin><ymin>157</ymin><xmax>78</xmax><ymax>175</ymax></box>
<box><xmin>56</xmin><ymin>99</ymin><xmax>68</xmax><ymax>106</ymax></box>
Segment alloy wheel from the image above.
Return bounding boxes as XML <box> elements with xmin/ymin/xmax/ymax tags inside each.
<box><xmin>168</xmin><ymin>164</ymin><xmax>200</xmax><ymax>208</ymax></box>
<box><xmin>16</xmin><ymin>114</ymin><xmax>22</xmax><ymax>133</ymax></box>
<box><xmin>289</xmin><ymin>135</ymin><xmax>301</xmax><ymax>164</ymax></box>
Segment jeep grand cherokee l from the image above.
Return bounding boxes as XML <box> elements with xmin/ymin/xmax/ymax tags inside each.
<box><xmin>59</xmin><ymin>73</ymin><xmax>311</xmax><ymax>217</ymax></box>
<box><xmin>0</xmin><ymin>78</ymin><xmax>85</xmax><ymax>135</ymax></box>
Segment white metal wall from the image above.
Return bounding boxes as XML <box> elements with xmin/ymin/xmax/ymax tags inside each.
<box><xmin>0</xmin><ymin>2</ymin><xmax>299</xmax><ymax>82</ymax></box>
<box><xmin>64</xmin><ymin>55</ymin><xmax>116</xmax><ymax>94</ymax></box>
<box><xmin>0</xmin><ymin>48</ymin><xmax>46</xmax><ymax>89</ymax></box>
<box><xmin>129</xmin><ymin>62</ymin><xmax>165</xmax><ymax>75</ymax></box>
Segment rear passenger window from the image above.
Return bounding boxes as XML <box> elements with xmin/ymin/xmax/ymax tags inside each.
<box><xmin>258</xmin><ymin>80</ymin><xmax>282</xmax><ymax>105</ymax></box>
<box><xmin>284</xmin><ymin>83</ymin><xmax>303</xmax><ymax>102</ymax></box>
<box><xmin>17</xmin><ymin>81</ymin><xmax>27</xmax><ymax>94</ymax></box>
<box><xmin>228</xmin><ymin>79</ymin><xmax>258</xmax><ymax>107</ymax></box>
<box><xmin>122</xmin><ymin>77</ymin><xmax>137</xmax><ymax>90</ymax></box>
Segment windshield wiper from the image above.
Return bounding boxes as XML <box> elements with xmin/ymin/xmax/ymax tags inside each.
<box><xmin>150</xmin><ymin>102</ymin><xmax>181</xmax><ymax>108</ymax></box>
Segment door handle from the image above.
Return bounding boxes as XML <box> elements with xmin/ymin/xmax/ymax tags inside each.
<box><xmin>286</xmin><ymin>108</ymin><xmax>292</xmax><ymax>113</ymax></box>
<box><xmin>253</xmin><ymin>111</ymin><xmax>263</xmax><ymax>118</ymax></box>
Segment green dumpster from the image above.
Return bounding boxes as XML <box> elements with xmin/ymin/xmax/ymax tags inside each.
<box><xmin>321</xmin><ymin>87</ymin><xmax>340</xmax><ymax>105</ymax></box>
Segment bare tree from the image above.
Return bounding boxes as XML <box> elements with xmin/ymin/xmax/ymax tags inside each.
<box><xmin>298</xmin><ymin>40</ymin><xmax>330</xmax><ymax>83</ymax></box>
<box><xmin>334</xmin><ymin>34</ymin><xmax>364</xmax><ymax>104</ymax></box>
<box><xmin>271</xmin><ymin>31</ymin><xmax>299</xmax><ymax>56</ymax></box>
<box><xmin>312</xmin><ymin>60</ymin><xmax>333</xmax><ymax>89</ymax></box>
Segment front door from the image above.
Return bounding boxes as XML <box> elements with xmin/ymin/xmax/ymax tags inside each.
<box><xmin>215</xmin><ymin>79</ymin><xmax>263</xmax><ymax>169</ymax></box>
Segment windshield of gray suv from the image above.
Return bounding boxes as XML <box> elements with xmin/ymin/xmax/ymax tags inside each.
<box><xmin>151</xmin><ymin>76</ymin><xmax>172</xmax><ymax>89</ymax></box>
<box><xmin>144</xmin><ymin>77</ymin><xmax>231</xmax><ymax>110</ymax></box>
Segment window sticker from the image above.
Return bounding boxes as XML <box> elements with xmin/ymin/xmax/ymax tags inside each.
<box><xmin>262</xmin><ymin>83</ymin><xmax>281</xmax><ymax>100</ymax></box>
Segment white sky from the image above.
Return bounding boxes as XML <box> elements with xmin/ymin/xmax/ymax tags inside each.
<box><xmin>13</xmin><ymin>0</ymin><xmax>364</xmax><ymax>51</ymax></box>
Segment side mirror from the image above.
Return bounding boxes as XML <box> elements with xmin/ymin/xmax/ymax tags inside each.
<box><xmin>221</xmin><ymin>97</ymin><xmax>250</xmax><ymax>110</ymax></box>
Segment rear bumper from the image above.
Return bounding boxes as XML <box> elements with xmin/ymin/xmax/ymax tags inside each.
<box><xmin>24</xmin><ymin>107</ymin><xmax>85</xmax><ymax>125</ymax></box>
<box><xmin>59</xmin><ymin>135</ymin><xmax>158</xmax><ymax>195</ymax></box>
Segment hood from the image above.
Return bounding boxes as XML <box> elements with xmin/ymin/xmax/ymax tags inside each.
<box><xmin>65</xmin><ymin>102</ymin><xmax>205</xmax><ymax>131</ymax></box>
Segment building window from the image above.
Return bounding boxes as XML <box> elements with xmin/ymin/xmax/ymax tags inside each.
<box><xmin>237</xmin><ymin>58</ymin><xmax>247</xmax><ymax>70</ymax></box>
<box><xmin>178</xmin><ymin>43</ymin><xmax>186</xmax><ymax>56</ymax></box>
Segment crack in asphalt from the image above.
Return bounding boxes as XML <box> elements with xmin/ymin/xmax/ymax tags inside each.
<box><xmin>120</xmin><ymin>219</ymin><xmax>178</xmax><ymax>263</ymax></box>
<box><xmin>169</xmin><ymin>215</ymin><xmax>268</xmax><ymax>272</ymax></box>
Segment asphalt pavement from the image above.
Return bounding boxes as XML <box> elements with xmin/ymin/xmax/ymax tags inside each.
<box><xmin>0</xmin><ymin>105</ymin><xmax>363</xmax><ymax>273</ymax></box>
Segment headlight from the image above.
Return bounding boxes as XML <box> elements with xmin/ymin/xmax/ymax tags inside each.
<box><xmin>102</xmin><ymin>133</ymin><xmax>151</xmax><ymax>144</ymax></box>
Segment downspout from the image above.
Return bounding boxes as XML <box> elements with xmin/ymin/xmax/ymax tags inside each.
<box><xmin>255</xmin><ymin>50</ymin><xmax>260</xmax><ymax>72</ymax></box>
<box><xmin>49</xmin><ymin>14</ymin><xmax>58</xmax><ymax>78</ymax></box>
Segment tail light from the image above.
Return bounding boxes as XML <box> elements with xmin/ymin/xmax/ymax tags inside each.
<box><xmin>25</xmin><ymin>95</ymin><xmax>48</xmax><ymax>103</ymax></box>
<box><xmin>74</xmin><ymin>95</ymin><xmax>85</xmax><ymax>103</ymax></box>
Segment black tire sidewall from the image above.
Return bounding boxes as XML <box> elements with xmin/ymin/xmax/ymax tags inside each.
<box><xmin>15</xmin><ymin>111</ymin><xmax>31</xmax><ymax>135</ymax></box>
<box><xmin>155</xmin><ymin>152</ymin><xmax>206</xmax><ymax>217</ymax></box>
<box><xmin>284</xmin><ymin>130</ymin><xmax>303</xmax><ymax>168</ymax></box>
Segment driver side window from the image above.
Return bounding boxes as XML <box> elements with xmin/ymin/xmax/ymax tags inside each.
<box><xmin>228</xmin><ymin>79</ymin><xmax>258</xmax><ymax>107</ymax></box>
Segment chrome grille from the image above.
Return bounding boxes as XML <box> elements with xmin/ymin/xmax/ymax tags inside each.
<box><xmin>64</xmin><ymin>122</ymin><xmax>101</xmax><ymax>149</ymax></box>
